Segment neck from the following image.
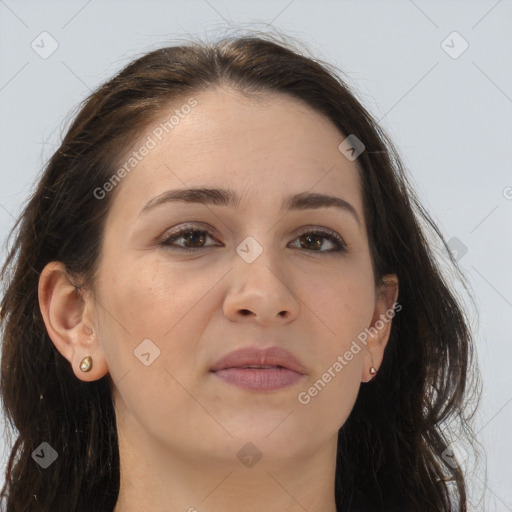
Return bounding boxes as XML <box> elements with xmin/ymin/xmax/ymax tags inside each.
<box><xmin>112</xmin><ymin>406</ymin><xmax>339</xmax><ymax>512</ymax></box>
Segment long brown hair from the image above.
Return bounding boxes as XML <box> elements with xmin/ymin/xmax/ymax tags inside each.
<box><xmin>0</xmin><ymin>32</ymin><xmax>482</xmax><ymax>511</ymax></box>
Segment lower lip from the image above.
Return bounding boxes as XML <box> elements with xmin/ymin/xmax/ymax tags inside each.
<box><xmin>212</xmin><ymin>368</ymin><xmax>304</xmax><ymax>391</ymax></box>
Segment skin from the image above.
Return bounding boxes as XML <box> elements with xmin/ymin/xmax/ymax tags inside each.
<box><xmin>39</xmin><ymin>86</ymin><xmax>398</xmax><ymax>512</ymax></box>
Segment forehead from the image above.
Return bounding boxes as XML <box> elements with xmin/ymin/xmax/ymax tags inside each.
<box><xmin>110</xmin><ymin>87</ymin><xmax>363</xmax><ymax>217</ymax></box>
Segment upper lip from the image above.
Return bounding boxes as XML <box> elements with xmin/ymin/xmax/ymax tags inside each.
<box><xmin>210</xmin><ymin>346</ymin><xmax>307</xmax><ymax>374</ymax></box>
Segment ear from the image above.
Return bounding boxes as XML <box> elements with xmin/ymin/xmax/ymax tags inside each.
<box><xmin>38</xmin><ymin>261</ymin><xmax>109</xmax><ymax>382</ymax></box>
<box><xmin>361</xmin><ymin>274</ymin><xmax>399</xmax><ymax>383</ymax></box>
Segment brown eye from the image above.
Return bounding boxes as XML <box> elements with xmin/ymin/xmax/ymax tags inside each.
<box><xmin>160</xmin><ymin>227</ymin><xmax>218</xmax><ymax>252</ymax></box>
<box><xmin>290</xmin><ymin>229</ymin><xmax>347</xmax><ymax>254</ymax></box>
<box><xmin>299</xmin><ymin>233</ymin><xmax>323</xmax><ymax>250</ymax></box>
<box><xmin>179</xmin><ymin>230</ymin><xmax>208</xmax><ymax>248</ymax></box>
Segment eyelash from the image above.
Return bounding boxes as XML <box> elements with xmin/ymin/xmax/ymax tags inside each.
<box><xmin>159</xmin><ymin>224</ymin><xmax>348</xmax><ymax>255</ymax></box>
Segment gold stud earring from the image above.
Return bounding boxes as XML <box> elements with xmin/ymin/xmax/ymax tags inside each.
<box><xmin>79</xmin><ymin>355</ymin><xmax>93</xmax><ymax>372</ymax></box>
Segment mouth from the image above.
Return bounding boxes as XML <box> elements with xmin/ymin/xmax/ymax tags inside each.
<box><xmin>210</xmin><ymin>346</ymin><xmax>306</xmax><ymax>392</ymax></box>
<box><xmin>211</xmin><ymin>367</ymin><xmax>304</xmax><ymax>392</ymax></box>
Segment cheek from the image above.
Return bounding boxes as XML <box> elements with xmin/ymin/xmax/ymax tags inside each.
<box><xmin>308</xmin><ymin>268</ymin><xmax>375</xmax><ymax>346</ymax></box>
<box><xmin>95</xmin><ymin>256</ymin><xmax>213</xmax><ymax>384</ymax></box>
<box><xmin>295</xmin><ymin>356</ymin><xmax>362</xmax><ymax>434</ymax></box>
<box><xmin>295</xmin><ymin>283</ymin><xmax>371</xmax><ymax>430</ymax></box>
<box><xmin>96</xmin><ymin>259</ymin><xmax>215</xmax><ymax>435</ymax></box>
<box><xmin>295</xmin><ymin>272</ymin><xmax>373</xmax><ymax>426</ymax></box>
<box><xmin>99</xmin><ymin>254</ymin><xmax>212</xmax><ymax>334</ymax></box>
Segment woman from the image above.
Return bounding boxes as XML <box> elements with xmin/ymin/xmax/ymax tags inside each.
<box><xmin>0</xmin><ymin>33</ymin><xmax>481</xmax><ymax>511</ymax></box>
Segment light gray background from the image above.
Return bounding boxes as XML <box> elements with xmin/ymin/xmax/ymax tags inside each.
<box><xmin>0</xmin><ymin>0</ymin><xmax>511</xmax><ymax>509</ymax></box>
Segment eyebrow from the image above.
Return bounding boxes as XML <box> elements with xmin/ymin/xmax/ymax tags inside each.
<box><xmin>139</xmin><ymin>187</ymin><xmax>361</xmax><ymax>226</ymax></box>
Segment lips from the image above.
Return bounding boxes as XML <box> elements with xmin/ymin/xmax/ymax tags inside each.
<box><xmin>210</xmin><ymin>346</ymin><xmax>306</xmax><ymax>374</ymax></box>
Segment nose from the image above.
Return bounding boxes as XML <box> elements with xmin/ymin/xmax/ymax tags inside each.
<box><xmin>223</xmin><ymin>238</ymin><xmax>300</xmax><ymax>325</ymax></box>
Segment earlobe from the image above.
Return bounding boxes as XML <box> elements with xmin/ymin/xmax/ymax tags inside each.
<box><xmin>38</xmin><ymin>261</ymin><xmax>109</xmax><ymax>382</ymax></box>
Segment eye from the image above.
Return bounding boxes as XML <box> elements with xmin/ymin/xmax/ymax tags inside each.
<box><xmin>289</xmin><ymin>228</ymin><xmax>347</xmax><ymax>254</ymax></box>
<box><xmin>159</xmin><ymin>225</ymin><xmax>219</xmax><ymax>253</ymax></box>
<box><xmin>159</xmin><ymin>225</ymin><xmax>348</xmax><ymax>254</ymax></box>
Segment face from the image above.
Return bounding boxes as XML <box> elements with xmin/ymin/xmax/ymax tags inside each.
<box><xmin>88</xmin><ymin>86</ymin><xmax>394</xmax><ymax>467</ymax></box>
